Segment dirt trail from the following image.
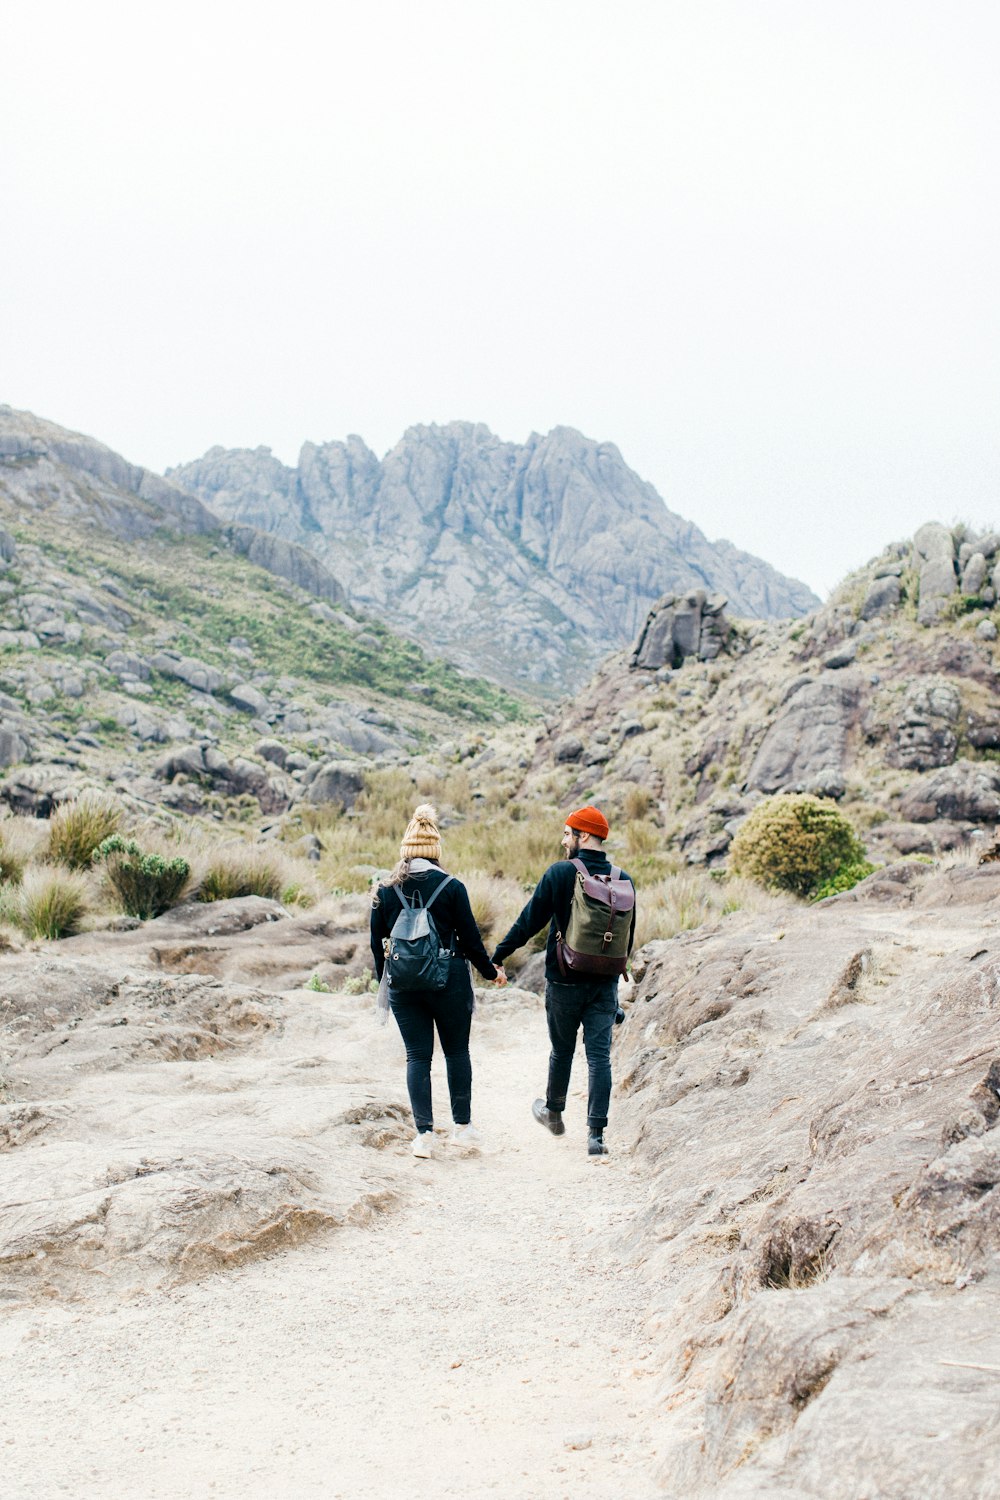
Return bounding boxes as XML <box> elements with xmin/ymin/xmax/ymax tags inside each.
<box><xmin>1</xmin><ymin>991</ymin><xmax>662</xmax><ymax>1500</ymax></box>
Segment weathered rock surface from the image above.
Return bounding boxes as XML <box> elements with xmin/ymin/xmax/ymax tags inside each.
<box><xmin>887</xmin><ymin>677</ymin><xmax>961</xmax><ymax>770</ymax></box>
<box><xmin>898</xmin><ymin>759</ymin><xmax>1000</xmax><ymax>824</ymax></box>
<box><xmin>746</xmin><ymin>674</ymin><xmax>862</xmax><ymax>796</ymax></box>
<box><xmin>613</xmin><ymin>860</ymin><xmax>1000</xmax><ymax>1496</ymax></box>
<box><xmin>170</xmin><ymin>423</ymin><xmax>818</xmax><ymax>691</ymax></box>
<box><xmin>0</xmin><ymin>945</ymin><xmax>406</xmax><ymax>1304</ymax></box>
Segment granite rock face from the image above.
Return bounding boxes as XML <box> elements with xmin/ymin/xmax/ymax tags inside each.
<box><xmin>746</xmin><ymin>675</ymin><xmax>863</xmax><ymax>797</ymax></box>
<box><xmin>171</xmin><ymin>423</ymin><xmax>819</xmax><ymax>692</ymax></box>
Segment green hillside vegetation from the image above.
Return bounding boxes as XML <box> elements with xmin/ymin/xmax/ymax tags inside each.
<box><xmin>17</xmin><ymin>522</ymin><xmax>525</xmax><ymax>725</ymax></box>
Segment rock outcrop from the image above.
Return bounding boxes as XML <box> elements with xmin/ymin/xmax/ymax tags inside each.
<box><xmin>506</xmin><ymin>520</ymin><xmax>1000</xmax><ymax>868</ymax></box>
<box><xmin>171</xmin><ymin>423</ymin><xmax>819</xmax><ymax>691</ymax></box>
<box><xmin>630</xmin><ymin>589</ymin><xmax>731</xmax><ymax>669</ymax></box>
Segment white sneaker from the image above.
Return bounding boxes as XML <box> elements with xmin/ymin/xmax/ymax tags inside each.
<box><xmin>411</xmin><ymin>1132</ymin><xmax>435</xmax><ymax>1158</ymax></box>
<box><xmin>447</xmin><ymin>1122</ymin><xmax>482</xmax><ymax>1151</ymax></box>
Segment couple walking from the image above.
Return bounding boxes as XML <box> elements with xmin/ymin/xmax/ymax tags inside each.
<box><xmin>369</xmin><ymin>802</ymin><xmax>636</xmax><ymax>1160</ymax></box>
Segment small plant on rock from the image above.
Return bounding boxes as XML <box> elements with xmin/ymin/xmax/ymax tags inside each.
<box><xmin>94</xmin><ymin>835</ymin><xmax>191</xmax><ymax>920</ymax></box>
<box><xmin>729</xmin><ymin>794</ymin><xmax>870</xmax><ymax>900</ymax></box>
<box><xmin>46</xmin><ymin>793</ymin><xmax>122</xmax><ymax>870</ymax></box>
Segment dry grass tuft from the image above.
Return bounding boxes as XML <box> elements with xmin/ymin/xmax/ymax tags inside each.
<box><xmin>46</xmin><ymin>794</ymin><xmax>122</xmax><ymax>870</ymax></box>
<box><xmin>5</xmin><ymin>867</ymin><xmax>89</xmax><ymax>939</ymax></box>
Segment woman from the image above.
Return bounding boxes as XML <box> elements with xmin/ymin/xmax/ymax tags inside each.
<box><xmin>370</xmin><ymin>803</ymin><xmax>505</xmax><ymax>1158</ymax></box>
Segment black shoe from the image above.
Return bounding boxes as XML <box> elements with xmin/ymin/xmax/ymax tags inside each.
<box><xmin>588</xmin><ymin>1132</ymin><xmax>609</xmax><ymax>1157</ymax></box>
<box><xmin>532</xmin><ymin>1098</ymin><xmax>566</xmax><ymax>1136</ymax></box>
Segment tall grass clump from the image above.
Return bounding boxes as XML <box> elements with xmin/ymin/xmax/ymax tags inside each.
<box><xmin>46</xmin><ymin>794</ymin><xmax>122</xmax><ymax>870</ymax></box>
<box><xmin>196</xmin><ymin>846</ymin><xmax>285</xmax><ymax>903</ymax></box>
<box><xmin>0</xmin><ymin>815</ymin><xmax>48</xmax><ymax>880</ymax></box>
<box><xmin>7</xmin><ymin>867</ymin><xmax>88</xmax><ymax>940</ymax></box>
<box><xmin>0</xmin><ymin>833</ymin><xmax>25</xmax><ymax>886</ymax></box>
<box><xmin>729</xmin><ymin>794</ymin><xmax>871</xmax><ymax>900</ymax></box>
<box><xmin>93</xmin><ymin>835</ymin><xmax>191</xmax><ymax>920</ymax></box>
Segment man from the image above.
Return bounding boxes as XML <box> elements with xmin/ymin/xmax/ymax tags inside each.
<box><xmin>492</xmin><ymin>805</ymin><xmax>636</xmax><ymax>1157</ymax></box>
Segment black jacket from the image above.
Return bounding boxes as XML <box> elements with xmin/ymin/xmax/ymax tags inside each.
<box><xmin>370</xmin><ymin>865</ymin><xmax>498</xmax><ymax>982</ymax></box>
<box><xmin>492</xmin><ymin>849</ymin><xmax>636</xmax><ymax>984</ymax></box>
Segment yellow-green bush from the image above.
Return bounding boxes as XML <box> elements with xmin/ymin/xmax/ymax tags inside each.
<box><xmin>729</xmin><ymin>795</ymin><xmax>870</xmax><ymax>899</ymax></box>
<box><xmin>46</xmin><ymin>794</ymin><xmax>122</xmax><ymax>870</ymax></box>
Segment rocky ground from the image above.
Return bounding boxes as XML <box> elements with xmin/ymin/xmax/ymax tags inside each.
<box><xmin>1</xmin><ymin>860</ymin><xmax>999</xmax><ymax>1498</ymax></box>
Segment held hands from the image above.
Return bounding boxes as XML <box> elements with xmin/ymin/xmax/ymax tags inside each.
<box><xmin>493</xmin><ymin>964</ymin><xmax>508</xmax><ymax>988</ymax></box>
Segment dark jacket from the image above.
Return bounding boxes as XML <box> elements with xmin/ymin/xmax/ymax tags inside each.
<box><xmin>492</xmin><ymin>849</ymin><xmax>636</xmax><ymax>984</ymax></box>
<box><xmin>370</xmin><ymin>865</ymin><xmax>498</xmax><ymax>982</ymax></box>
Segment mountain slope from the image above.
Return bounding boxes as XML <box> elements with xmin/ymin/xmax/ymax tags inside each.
<box><xmin>170</xmin><ymin>422</ymin><xmax>820</xmax><ymax>692</ymax></box>
<box><xmin>0</xmin><ymin>408</ymin><xmax>524</xmax><ymax>823</ymax></box>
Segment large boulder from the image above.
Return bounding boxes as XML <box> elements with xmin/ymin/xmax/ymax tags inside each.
<box><xmin>898</xmin><ymin>759</ymin><xmax>1000</xmax><ymax>823</ymax></box>
<box><xmin>149</xmin><ymin>651</ymin><xmax>225</xmax><ymax>695</ymax></box>
<box><xmin>913</xmin><ymin>522</ymin><xmax>958</xmax><ymax>625</ymax></box>
<box><xmin>0</xmin><ymin>724</ymin><xmax>29</xmax><ymax>768</ymax></box>
<box><xmin>631</xmin><ymin>590</ymin><xmax>730</xmax><ymax>670</ymax></box>
<box><xmin>746</xmin><ymin>675</ymin><xmax>862</xmax><ymax>795</ymax></box>
<box><xmin>302</xmin><ymin>760</ymin><xmax>365</xmax><ymax>810</ymax></box>
<box><xmin>860</xmin><ymin>574</ymin><xmax>901</xmax><ymax>620</ymax></box>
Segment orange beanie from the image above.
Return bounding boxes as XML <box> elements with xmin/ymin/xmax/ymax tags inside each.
<box><xmin>566</xmin><ymin>805</ymin><xmax>609</xmax><ymax>840</ymax></box>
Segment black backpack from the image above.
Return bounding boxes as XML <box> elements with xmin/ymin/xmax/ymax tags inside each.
<box><xmin>386</xmin><ymin>875</ymin><xmax>455</xmax><ymax>991</ymax></box>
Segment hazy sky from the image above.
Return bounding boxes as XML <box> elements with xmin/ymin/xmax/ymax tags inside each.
<box><xmin>3</xmin><ymin>1</ymin><xmax>998</xmax><ymax>597</ymax></box>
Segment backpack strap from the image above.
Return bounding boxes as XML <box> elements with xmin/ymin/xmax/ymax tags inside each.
<box><xmin>422</xmin><ymin>873</ymin><xmax>454</xmax><ymax>911</ymax></box>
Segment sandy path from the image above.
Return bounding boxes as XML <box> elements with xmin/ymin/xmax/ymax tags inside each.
<box><xmin>1</xmin><ymin>993</ymin><xmax>661</xmax><ymax>1500</ymax></box>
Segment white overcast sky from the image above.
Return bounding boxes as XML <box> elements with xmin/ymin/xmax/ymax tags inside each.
<box><xmin>3</xmin><ymin>1</ymin><xmax>998</xmax><ymax>597</ymax></box>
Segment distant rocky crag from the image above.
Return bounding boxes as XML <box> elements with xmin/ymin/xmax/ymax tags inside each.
<box><xmin>516</xmin><ymin>521</ymin><xmax>1000</xmax><ymax>867</ymax></box>
<box><xmin>170</xmin><ymin>422</ymin><xmax>819</xmax><ymax>693</ymax></box>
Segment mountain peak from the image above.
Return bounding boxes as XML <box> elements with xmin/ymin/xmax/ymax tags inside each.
<box><xmin>171</xmin><ymin>421</ymin><xmax>819</xmax><ymax>694</ymax></box>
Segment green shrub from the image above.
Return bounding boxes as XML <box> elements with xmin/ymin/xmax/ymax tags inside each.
<box><xmin>11</xmin><ymin>867</ymin><xmax>88</xmax><ymax>939</ymax></box>
<box><xmin>729</xmin><ymin>795</ymin><xmax>869</xmax><ymax>899</ymax></box>
<box><xmin>812</xmin><ymin>861</ymin><xmax>876</xmax><ymax>902</ymax></box>
<box><xmin>47</xmin><ymin>794</ymin><xmax>122</xmax><ymax>869</ymax></box>
<box><xmin>196</xmin><ymin>848</ymin><xmax>283</xmax><ymax>903</ymax></box>
<box><xmin>305</xmin><ymin>972</ymin><xmax>332</xmax><ymax>992</ymax></box>
<box><xmin>94</xmin><ymin>835</ymin><xmax>191</xmax><ymax>920</ymax></box>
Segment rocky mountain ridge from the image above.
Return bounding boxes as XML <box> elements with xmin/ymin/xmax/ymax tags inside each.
<box><xmin>170</xmin><ymin>422</ymin><xmax>820</xmax><ymax>692</ymax></box>
<box><xmin>475</xmin><ymin>520</ymin><xmax>1000</xmax><ymax>873</ymax></box>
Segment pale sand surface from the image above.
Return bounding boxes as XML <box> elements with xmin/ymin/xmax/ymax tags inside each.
<box><xmin>0</xmin><ymin>993</ymin><xmax>660</xmax><ymax>1499</ymax></box>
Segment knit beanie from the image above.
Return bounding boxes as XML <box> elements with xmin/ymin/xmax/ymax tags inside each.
<box><xmin>400</xmin><ymin>803</ymin><xmax>442</xmax><ymax>861</ymax></box>
<box><xmin>566</xmin><ymin>804</ymin><xmax>610</xmax><ymax>840</ymax></box>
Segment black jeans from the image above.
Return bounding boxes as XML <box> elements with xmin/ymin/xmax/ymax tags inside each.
<box><xmin>389</xmin><ymin>961</ymin><xmax>473</xmax><ymax>1134</ymax></box>
<box><xmin>544</xmin><ymin>978</ymin><xmax>618</xmax><ymax>1132</ymax></box>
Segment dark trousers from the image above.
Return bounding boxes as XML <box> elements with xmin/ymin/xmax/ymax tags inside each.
<box><xmin>544</xmin><ymin>978</ymin><xmax>618</xmax><ymax>1132</ymax></box>
<box><xmin>389</xmin><ymin>962</ymin><xmax>473</xmax><ymax>1133</ymax></box>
